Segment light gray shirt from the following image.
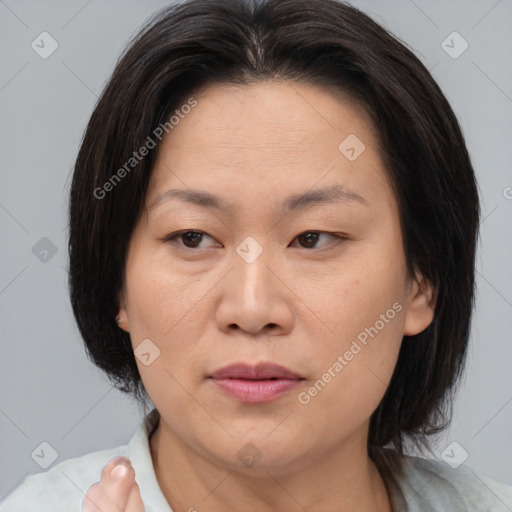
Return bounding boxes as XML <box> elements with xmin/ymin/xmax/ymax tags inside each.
<box><xmin>1</xmin><ymin>408</ymin><xmax>511</xmax><ymax>511</ymax></box>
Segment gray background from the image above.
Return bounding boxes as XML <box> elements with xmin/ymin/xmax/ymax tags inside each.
<box><xmin>1</xmin><ymin>0</ymin><xmax>511</xmax><ymax>501</ymax></box>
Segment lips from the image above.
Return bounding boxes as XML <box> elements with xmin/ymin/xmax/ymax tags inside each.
<box><xmin>208</xmin><ymin>362</ymin><xmax>304</xmax><ymax>403</ymax></box>
<box><xmin>209</xmin><ymin>362</ymin><xmax>303</xmax><ymax>380</ymax></box>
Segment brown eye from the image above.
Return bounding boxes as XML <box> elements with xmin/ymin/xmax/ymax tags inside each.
<box><xmin>293</xmin><ymin>231</ymin><xmax>340</xmax><ymax>250</ymax></box>
<box><xmin>164</xmin><ymin>230</ymin><xmax>217</xmax><ymax>249</ymax></box>
<box><xmin>180</xmin><ymin>231</ymin><xmax>204</xmax><ymax>248</ymax></box>
<box><xmin>297</xmin><ymin>232</ymin><xmax>321</xmax><ymax>248</ymax></box>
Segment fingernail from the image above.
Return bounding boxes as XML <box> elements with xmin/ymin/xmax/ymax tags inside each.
<box><xmin>111</xmin><ymin>462</ymin><xmax>130</xmax><ymax>481</ymax></box>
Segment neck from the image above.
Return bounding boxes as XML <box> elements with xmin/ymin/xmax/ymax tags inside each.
<box><xmin>149</xmin><ymin>420</ymin><xmax>393</xmax><ymax>512</ymax></box>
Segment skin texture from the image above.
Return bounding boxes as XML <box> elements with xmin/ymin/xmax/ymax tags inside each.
<box><xmin>84</xmin><ymin>80</ymin><xmax>435</xmax><ymax>511</ymax></box>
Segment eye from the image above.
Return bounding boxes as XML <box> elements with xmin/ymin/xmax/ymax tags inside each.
<box><xmin>291</xmin><ymin>231</ymin><xmax>343</xmax><ymax>250</ymax></box>
<box><xmin>162</xmin><ymin>230</ymin><xmax>344</xmax><ymax>251</ymax></box>
<box><xmin>163</xmin><ymin>230</ymin><xmax>219</xmax><ymax>249</ymax></box>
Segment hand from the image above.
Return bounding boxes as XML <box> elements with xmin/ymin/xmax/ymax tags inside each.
<box><xmin>82</xmin><ymin>456</ymin><xmax>145</xmax><ymax>512</ymax></box>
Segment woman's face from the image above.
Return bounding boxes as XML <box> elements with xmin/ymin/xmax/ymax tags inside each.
<box><xmin>118</xmin><ymin>80</ymin><xmax>434</xmax><ymax>475</ymax></box>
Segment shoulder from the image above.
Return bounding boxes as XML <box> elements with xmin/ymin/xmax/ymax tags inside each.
<box><xmin>0</xmin><ymin>444</ymin><xmax>129</xmax><ymax>511</ymax></box>
<box><xmin>393</xmin><ymin>454</ymin><xmax>512</xmax><ymax>512</ymax></box>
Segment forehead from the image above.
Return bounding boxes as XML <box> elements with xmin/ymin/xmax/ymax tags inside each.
<box><xmin>162</xmin><ymin>80</ymin><xmax>376</xmax><ymax>149</ymax></box>
<box><xmin>146</xmin><ymin>80</ymin><xmax>390</xmax><ymax>211</ymax></box>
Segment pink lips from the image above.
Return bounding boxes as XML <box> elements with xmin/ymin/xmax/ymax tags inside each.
<box><xmin>209</xmin><ymin>363</ymin><xmax>304</xmax><ymax>403</ymax></box>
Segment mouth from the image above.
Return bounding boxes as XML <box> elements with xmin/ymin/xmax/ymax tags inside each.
<box><xmin>208</xmin><ymin>362</ymin><xmax>305</xmax><ymax>403</ymax></box>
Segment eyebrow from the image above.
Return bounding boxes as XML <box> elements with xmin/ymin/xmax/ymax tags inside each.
<box><xmin>147</xmin><ymin>183</ymin><xmax>368</xmax><ymax>214</ymax></box>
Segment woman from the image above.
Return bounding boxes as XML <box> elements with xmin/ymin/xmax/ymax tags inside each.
<box><xmin>2</xmin><ymin>0</ymin><xmax>511</xmax><ymax>510</ymax></box>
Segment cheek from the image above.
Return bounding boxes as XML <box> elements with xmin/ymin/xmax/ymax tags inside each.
<box><xmin>124</xmin><ymin>253</ymin><xmax>220</xmax><ymax>407</ymax></box>
<box><xmin>300</xmin><ymin>246</ymin><xmax>406</xmax><ymax>344</ymax></box>
<box><xmin>124</xmin><ymin>251</ymin><xmax>205</xmax><ymax>341</ymax></box>
<box><xmin>296</xmin><ymin>304</ymin><xmax>405</xmax><ymax>440</ymax></box>
<box><xmin>294</xmin><ymin>252</ymin><xmax>406</xmax><ymax>420</ymax></box>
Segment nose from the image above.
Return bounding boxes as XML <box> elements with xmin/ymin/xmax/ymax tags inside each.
<box><xmin>215</xmin><ymin>238</ymin><xmax>294</xmax><ymax>337</ymax></box>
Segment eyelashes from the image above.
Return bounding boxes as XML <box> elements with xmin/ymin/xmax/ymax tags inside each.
<box><xmin>162</xmin><ymin>230</ymin><xmax>346</xmax><ymax>251</ymax></box>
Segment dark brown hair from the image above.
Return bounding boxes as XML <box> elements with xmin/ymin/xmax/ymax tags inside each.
<box><xmin>68</xmin><ymin>0</ymin><xmax>480</xmax><ymax>478</ymax></box>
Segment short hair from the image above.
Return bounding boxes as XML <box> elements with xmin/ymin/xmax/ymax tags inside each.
<box><xmin>68</xmin><ymin>0</ymin><xmax>480</xmax><ymax>477</ymax></box>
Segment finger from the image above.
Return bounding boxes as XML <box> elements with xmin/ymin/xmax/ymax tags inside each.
<box><xmin>100</xmin><ymin>456</ymin><xmax>137</xmax><ymax>510</ymax></box>
<box><xmin>82</xmin><ymin>482</ymin><xmax>120</xmax><ymax>512</ymax></box>
<box><xmin>125</xmin><ymin>480</ymin><xmax>145</xmax><ymax>512</ymax></box>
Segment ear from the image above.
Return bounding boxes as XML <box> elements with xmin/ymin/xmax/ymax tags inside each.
<box><xmin>403</xmin><ymin>271</ymin><xmax>437</xmax><ymax>336</ymax></box>
<box><xmin>116</xmin><ymin>291</ymin><xmax>131</xmax><ymax>333</ymax></box>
